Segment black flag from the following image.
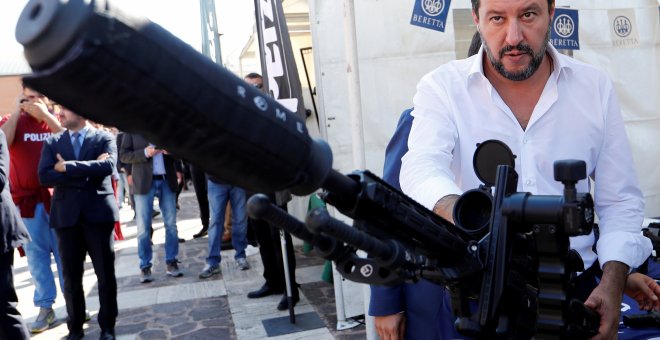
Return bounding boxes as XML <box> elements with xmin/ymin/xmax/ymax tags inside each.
<box><xmin>254</xmin><ymin>0</ymin><xmax>307</xmax><ymax>121</ymax></box>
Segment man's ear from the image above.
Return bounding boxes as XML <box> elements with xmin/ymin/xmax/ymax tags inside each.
<box><xmin>472</xmin><ymin>9</ymin><xmax>479</xmax><ymax>27</ymax></box>
<box><xmin>548</xmin><ymin>3</ymin><xmax>555</xmax><ymax>20</ymax></box>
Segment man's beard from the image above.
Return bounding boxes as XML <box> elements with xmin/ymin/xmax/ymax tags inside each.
<box><xmin>480</xmin><ymin>26</ymin><xmax>550</xmax><ymax>81</ymax></box>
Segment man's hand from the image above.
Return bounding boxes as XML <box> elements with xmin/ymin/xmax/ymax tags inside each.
<box><xmin>145</xmin><ymin>145</ymin><xmax>163</xmax><ymax>158</ymax></box>
<box><xmin>432</xmin><ymin>195</ymin><xmax>459</xmax><ymax>223</ymax></box>
<box><xmin>127</xmin><ymin>175</ymin><xmax>133</xmax><ymax>186</ymax></box>
<box><xmin>97</xmin><ymin>153</ymin><xmax>110</xmax><ymax>161</ymax></box>
<box><xmin>176</xmin><ymin>171</ymin><xmax>184</xmax><ymax>184</ymax></box>
<box><xmin>54</xmin><ymin>153</ymin><xmax>67</xmax><ymax>173</ymax></box>
<box><xmin>625</xmin><ymin>272</ymin><xmax>660</xmax><ymax>311</ymax></box>
<box><xmin>20</xmin><ymin>100</ymin><xmax>50</xmax><ymax>121</ymax></box>
<box><xmin>375</xmin><ymin>313</ymin><xmax>406</xmax><ymax>340</ymax></box>
<box><xmin>584</xmin><ymin>261</ymin><xmax>628</xmax><ymax>339</ymax></box>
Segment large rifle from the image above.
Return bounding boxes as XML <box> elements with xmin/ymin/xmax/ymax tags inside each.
<box><xmin>15</xmin><ymin>1</ymin><xmax>598</xmax><ymax>337</ymax></box>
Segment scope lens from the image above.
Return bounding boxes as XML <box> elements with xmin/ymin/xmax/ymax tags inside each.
<box><xmin>454</xmin><ymin>189</ymin><xmax>493</xmax><ymax>239</ymax></box>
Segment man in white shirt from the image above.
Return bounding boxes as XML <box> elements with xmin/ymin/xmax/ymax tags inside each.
<box><xmin>400</xmin><ymin>0</ymin><xmax>651</xmax><ymax>339</ymax></box>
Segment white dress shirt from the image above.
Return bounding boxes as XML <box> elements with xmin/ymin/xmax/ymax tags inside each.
<box><xmin>401</xmin><ymin>44</ymin><xmax>651</xmax><ymax>270</ymax></box>
<box><xmin>70</xmin><ymin>125</ymin><xmax>89</xmax><ymax>148</ymax></box>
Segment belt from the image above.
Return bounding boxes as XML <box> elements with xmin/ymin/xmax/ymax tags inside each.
<box><xmin>153</xmin><ymin>174</ymin><xmax>166</xmax><ymax>180</ymax></box>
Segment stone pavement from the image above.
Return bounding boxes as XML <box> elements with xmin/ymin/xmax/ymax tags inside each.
<box><xmin>14</xmin><ymin>190</ymin><xmax>366</xmax><ymax>339</ymax></box>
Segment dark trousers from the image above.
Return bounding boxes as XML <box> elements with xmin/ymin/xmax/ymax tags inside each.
<box><xmin>0</xmin><ymin>250</ymin><xmax>29</xmax><ymax>340</ymax></box>
<box><xmin>190</xmin><ymin>164</ymin><xmax>209</xmax><ymax>228</ymax></box>
<box><xmin>252</xmin><ymin>204</ymin><xmax>297</xmax><ymax>294</ymax></box>
<box><xmin>56</xmin><ymin>221</ymin><xmax>118</xmax><ymax>333</ymax></box>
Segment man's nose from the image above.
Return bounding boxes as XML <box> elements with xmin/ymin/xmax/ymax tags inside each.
<box><xmin>505</xmin><ymin>20</ymin><xmax>524</xmax><ymax>47</ymax></box>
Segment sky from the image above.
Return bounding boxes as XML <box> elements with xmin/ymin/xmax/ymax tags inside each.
<box><xmin>0</xmin><ymin>0</ymin><xmax>256</xmax><ymax>73</ymax></box>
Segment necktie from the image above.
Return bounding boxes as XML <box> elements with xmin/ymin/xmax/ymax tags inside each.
<box><xmin>72</xmin><ymin>132</ymin><xmax>81</xmax><ymax>159</ymax></box>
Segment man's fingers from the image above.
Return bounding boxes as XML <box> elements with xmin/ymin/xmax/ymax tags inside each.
<box><xmin>652</xmin><ymin>283</ymin><xmax>660</xmax><ymax>310</ymax></box>
<box><xmin>375</xmin><ymin>314</ymin><xmax>402</xmax><ymax>340</ymax></box>
<box><xmin>640</xmin><ymin>282</ymin><xmax>657</xmax><ymax>301</ymax></box>
<box><xmin>376</xmin><ymin>325</ymin><xmax>393</xmax><ymax>340</ymax></box>
<box><xmin>583</xmin><ymin>297</ymin><xmax>599</xmax><ymax>310</ymax></box>
<box><xmin>56</xmin><ymin>153</ymin><xmax>64</xmax><ymax>161</ymax></box>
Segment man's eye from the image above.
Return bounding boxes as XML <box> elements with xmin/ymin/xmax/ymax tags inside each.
<box><xmin>490</xmin><ymin>16</ymin><xmax>503</xmax><ymax>23</ymax></box>
<box><xmin>522</xmin><ymin>12</ymin><xmax>536</xmax><ymax>19</ymax></box>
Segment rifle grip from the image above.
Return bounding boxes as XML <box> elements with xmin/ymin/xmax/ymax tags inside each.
<box><xmin>567</xmin><ymin>299</ymin><xmax>600</xmax><ymax>338</ymax></box>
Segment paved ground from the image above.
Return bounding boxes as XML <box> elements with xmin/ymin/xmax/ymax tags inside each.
<box><xmin>14</xmin><ymin>190</ymin><xmax>366</xmax><ymax>339</ymax></box>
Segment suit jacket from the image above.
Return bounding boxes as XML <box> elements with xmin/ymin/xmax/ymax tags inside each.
<box><xmin>0</xmin><ymin>129</ymin><xmax>30</xmax><ymax>253</ymax></box>
<box><xmin>38</xmin><ymin>126</ymin><xmax>119</xmax><ymax>229</ymax></box>
<box><xmin>119</xmin><ymin>133</ymin><xmax>180</xmax><ymax>195</ymax></box>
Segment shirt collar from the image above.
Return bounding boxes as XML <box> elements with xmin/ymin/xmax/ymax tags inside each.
<box><xmin>467</xmin><ymin>43</ymin><xmax>573</xmax><ymax>87</ymax></box>
<box><xmin>71</xmin><ymin>124</ymin><xmax>91</xmax><ymax>139</ymax></box>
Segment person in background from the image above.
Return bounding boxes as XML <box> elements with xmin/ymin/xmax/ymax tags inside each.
<box><xmin>38</xmin><ymin>107</ymin><xmax>119</xmax><ymax>340</ymax></box>
<box><xmin>198</xmin><ymin>173</ymin><xmax>251</xmax><ymax>278</ymax></box>
<box><xmin>119</xmin><ymin>133</ymin><xmax>184</xmax><ymax>283</ymax></box>
<box><xmin>243</xmin><ymin>72</ymin><xmax>299</xmax><ymax>311</ymax></box>
<box><xmin>0</xmin><ymin>85</ymin><xmax>64</xmax><ymax>334</ymax></box>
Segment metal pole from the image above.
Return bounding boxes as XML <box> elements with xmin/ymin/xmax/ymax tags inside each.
<box><xmin>342</xmin><ymin>1</ymin><xmax>376</xmax><ymax>338</ymax></box>
<box><xmin>199</xmin><ymin>0</ymin><xmax>210</xmax><ymax>57</ymax></box>
<box><xmin>343</xmin><ymin>0</ymin><xmax>366</xmax><ymax>169</ymax></box>
<box><xmin>205</xmin><ymin>0</ymin><xmax>223</xmax><ymax>65</ymax></box>
<box><xmin>280</xmin><ymin>229</ymin><xmax>296</xmax><ymax>323</ymax></box>
<box><xmin>200</xmin><ymin>0</ymin><xmax>223</xmax><ymax>65</ymax></box>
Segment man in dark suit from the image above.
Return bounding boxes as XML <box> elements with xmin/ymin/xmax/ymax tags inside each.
<box><xmin>119</xmin><ymin>133</ymin><xmax>183</xmax><ymax>283</ymax></box>
<box><xmin>243</xmin><ymin>73</ymin><xmax>299</xmax><ymax>311</ymax></box>
<box><xmin>0</xmin><ymin>129</ymin><xmax>31</xmax><ymax>340</ymax></box>
<box><xmin>38</xmin><ymin>107</ymin><xmax>119</xmax><ymax>340</ymax></box>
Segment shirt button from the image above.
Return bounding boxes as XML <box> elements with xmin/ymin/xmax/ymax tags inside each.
<box><xmin>523</xmin><ymin>138</ymin><xmax>528</xmax><ymax>144</ymax></box>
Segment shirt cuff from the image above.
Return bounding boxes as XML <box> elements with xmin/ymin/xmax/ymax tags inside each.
<box><xmin>410</xmin><ymin>176</ymin><xmax>463</xmax><ymax>211</ymax></box>
<box><xmin>596</xmin><ymin>231</ymin><xmax>652</xmax><ymax>270</ymax></box>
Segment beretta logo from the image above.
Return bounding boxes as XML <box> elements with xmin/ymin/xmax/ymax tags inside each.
<box><xmin>554</xmin><ymin>14</ymin><xmax>574</xmax><ymax>38</ymax></box>
<box><xmin>613</xmin><ymin>16</ymin><xmax>632</xmax><ymax>38</ymax></box>
<box><xmin>422</xmin><ymin>0</ymin><xmax>444</xmax><ymax>17</ymax></box>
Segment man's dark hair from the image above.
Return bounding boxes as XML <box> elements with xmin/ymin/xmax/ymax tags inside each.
<box><xmin>471</xmin><ymin>0</ymin><xmax>554</xmax><ymax>18</ymax></box>
<box><xmin>467</xmin><ymin>31</ymin><xmax>481</xmax><ymax>57</ymax></box>
<box><xmin>245</xmin><ymin>72</ymin><xmax>262</xmax><ymax>80</ymax></box>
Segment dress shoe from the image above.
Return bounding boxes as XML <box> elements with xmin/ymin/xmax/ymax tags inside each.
<box><xmin>100</xmin><ymin>329</ymin><xmax>116</xmax><ymax>340</ymax></box>
<box><xmin>65</xmin><ymin>330</ymin><xmax>84</xmax><ymax>340</ymax></box>
<box><xmin>247</xmin><ymin>284</ymin><xmax>283</xmax><ymax>299</ymax></box>
<box><xmin>277</xmin><ymin>293</ymin><xmax>300</xmax><ymax>311</ymax></box>
<box><xmin>193</xmin><ymin>226</ymin><xmax>208</xmax><ymax>239</ymax></box>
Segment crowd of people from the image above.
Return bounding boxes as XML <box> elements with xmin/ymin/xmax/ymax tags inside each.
<box><xmin>0</xmin><ymin>73</ymin><xmax>300</xmax><ymax>340</ymax></box>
